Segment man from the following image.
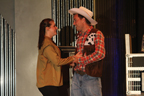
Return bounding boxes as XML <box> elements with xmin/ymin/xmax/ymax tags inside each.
<box><xmin>68</xmin><ymin>6</ymin><xmax>105</xmax><ymax>96</ymax></box>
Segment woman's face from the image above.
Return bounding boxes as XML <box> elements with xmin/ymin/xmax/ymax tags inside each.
<box><xmin>48</xmin><ymin>21</ymin><xmax>58</xmax><ymax>37</ymax></box>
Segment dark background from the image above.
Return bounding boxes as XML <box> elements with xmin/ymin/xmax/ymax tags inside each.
<box><xmin>95</xmin><ymin>0</ymin><xmax>144</xmax><ymax>96</ymax></box>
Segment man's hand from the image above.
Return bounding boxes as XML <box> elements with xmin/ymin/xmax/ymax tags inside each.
<box><xmin>74</xmin><ymin>52</ymin><xmax>82</xmax><ymax>64</ymax></box>
<box><xmin>70</xmin><ymin>52</ymin><xmax>82</xmax><ymax>67</ymax></box>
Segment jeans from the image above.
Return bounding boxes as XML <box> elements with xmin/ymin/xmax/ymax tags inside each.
<box><xmin>71</xmin><ymin>72</ymin><xmax>102</xmax><ymax>96</ymax></box>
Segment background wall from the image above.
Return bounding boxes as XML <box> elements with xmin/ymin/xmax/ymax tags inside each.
<box><xmin>15</xmin><ymin>0</ymin><xmax>51</xmax><ymax>96</ymax></box>
<box><xmin>0</xmin><ymin>0</ymin><xmax>15</xmax><ymax>29</ymax></box>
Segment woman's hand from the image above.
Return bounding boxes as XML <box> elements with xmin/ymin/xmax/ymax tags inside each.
<box><xmin>70</xmin><ymin>62</ymin><xmax>75</xmax><ymax>67</ymax></box>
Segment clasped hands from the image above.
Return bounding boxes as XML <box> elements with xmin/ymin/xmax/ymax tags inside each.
<box><xmin>70</xmin><ymin>52</ymin><xmax>82</xmax><ymax>67</ymax></box>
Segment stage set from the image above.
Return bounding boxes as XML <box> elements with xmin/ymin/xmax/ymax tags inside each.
<box><xmin>51</xmin><ymin>0</ymin><xmax>144</xmax><ymax>96</ymax></box>
<box><xmin>0</xmin><ymin>0</ymin><xmax>144</xmax><ymax>96</ymax></box>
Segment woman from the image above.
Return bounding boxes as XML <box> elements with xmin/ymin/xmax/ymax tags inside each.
<box><xmin>36</xmin><ymin>18</ymin><xmax>81</xmax><ymax>96</ymax></box>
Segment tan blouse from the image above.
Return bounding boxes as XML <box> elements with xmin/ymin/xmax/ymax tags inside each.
<box><xmin>36</xmin><ymin>37</ymin><xmax>74</xmax><ymax>88</ymax></box>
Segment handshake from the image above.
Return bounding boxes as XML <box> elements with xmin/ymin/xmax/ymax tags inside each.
<box><xmin>70</xmin><ymin>52</ymin><xmax>82</xmax><ymax>67</ymax></box>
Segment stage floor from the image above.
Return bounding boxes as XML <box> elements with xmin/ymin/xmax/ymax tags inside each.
<box><xmin>127</xmin><ymin>93</ymin><xmax>144</xmax><ymax>96</ymax></box>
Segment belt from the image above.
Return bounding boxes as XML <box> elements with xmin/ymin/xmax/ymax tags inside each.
<box><xmin>75</xmin><ymin>70</ymin><xmax>86</xmax><ymax>76</ymax></box>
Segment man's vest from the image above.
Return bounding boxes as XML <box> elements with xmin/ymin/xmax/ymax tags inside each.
<box><xmin>75</xmin><ymin>28</ymin><xmax>103</xmax><ymax>77</ymax></box>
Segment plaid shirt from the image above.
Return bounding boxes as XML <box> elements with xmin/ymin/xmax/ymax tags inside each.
<box><xmin>74</xmin><ymin>26</ymin><xmax>105</xmax><ymax>72</ymax></box>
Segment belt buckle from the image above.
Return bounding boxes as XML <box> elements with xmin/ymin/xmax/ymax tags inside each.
<box><xmin>76</xmin><ymin>70</ymin><xmax>85</xmax><ymax>76</ymax></box>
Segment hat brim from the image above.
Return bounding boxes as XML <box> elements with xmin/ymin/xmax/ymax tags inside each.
<box><xmin>68</xmin><ymin>8</ymin><xmax>97</xmax><ymax>25</ymax></box>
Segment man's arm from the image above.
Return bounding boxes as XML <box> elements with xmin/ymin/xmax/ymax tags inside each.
<box><xmin>78</xmin><ymin>30</ymin><xmax>105</xmax><ymax>65</ymax></box>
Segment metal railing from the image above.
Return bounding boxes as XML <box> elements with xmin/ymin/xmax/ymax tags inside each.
<box><xmin>51</xmin><ymin>0</ymin><xmax>94</xmax><ymax>46</ymax></box>
<box><xmin>0</xmin><ymin>14</ymin><xmax>16</xmax><ymax>96</ymax></box>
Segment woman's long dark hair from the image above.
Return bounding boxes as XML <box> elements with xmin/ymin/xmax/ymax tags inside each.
<box><xmin>38</xmin><ymin>18</ymin><xmax>54</xmax><ymax>49</ymax></box>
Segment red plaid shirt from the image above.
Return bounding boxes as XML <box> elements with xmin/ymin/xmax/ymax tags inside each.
<box><xmin>74</xmin><ymin>26</ymin><xmax>105</xmax><ymax>72</ymax></box>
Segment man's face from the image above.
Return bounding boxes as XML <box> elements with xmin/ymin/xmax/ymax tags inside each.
<box><xmin>73</xmin><ymin>14</ymin><xmax>83</xmax><ymax>32</ymax></box>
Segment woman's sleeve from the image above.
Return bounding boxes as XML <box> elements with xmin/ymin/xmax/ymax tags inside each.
<box><xmin>43</xmin><ymin>45</ymin><xmax>74</xmax><ymax>66</ymax></box>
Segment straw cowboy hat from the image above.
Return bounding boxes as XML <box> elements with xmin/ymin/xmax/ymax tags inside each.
<box><xmin>68</xmin><ymin>6</ymin><xmax>97</xmax><ymax>25</ymax></box>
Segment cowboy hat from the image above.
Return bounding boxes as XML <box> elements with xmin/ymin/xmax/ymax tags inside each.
<box><xmin>68</xmin><ymin>6</ymin><xmax>97</xmax><ymax>25</ymax></box>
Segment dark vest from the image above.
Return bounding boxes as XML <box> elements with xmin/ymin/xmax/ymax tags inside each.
<box><xmin>75</xmin><ymin>28</ymin><xmax>103</xmax><ymax>77</ymax></box>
